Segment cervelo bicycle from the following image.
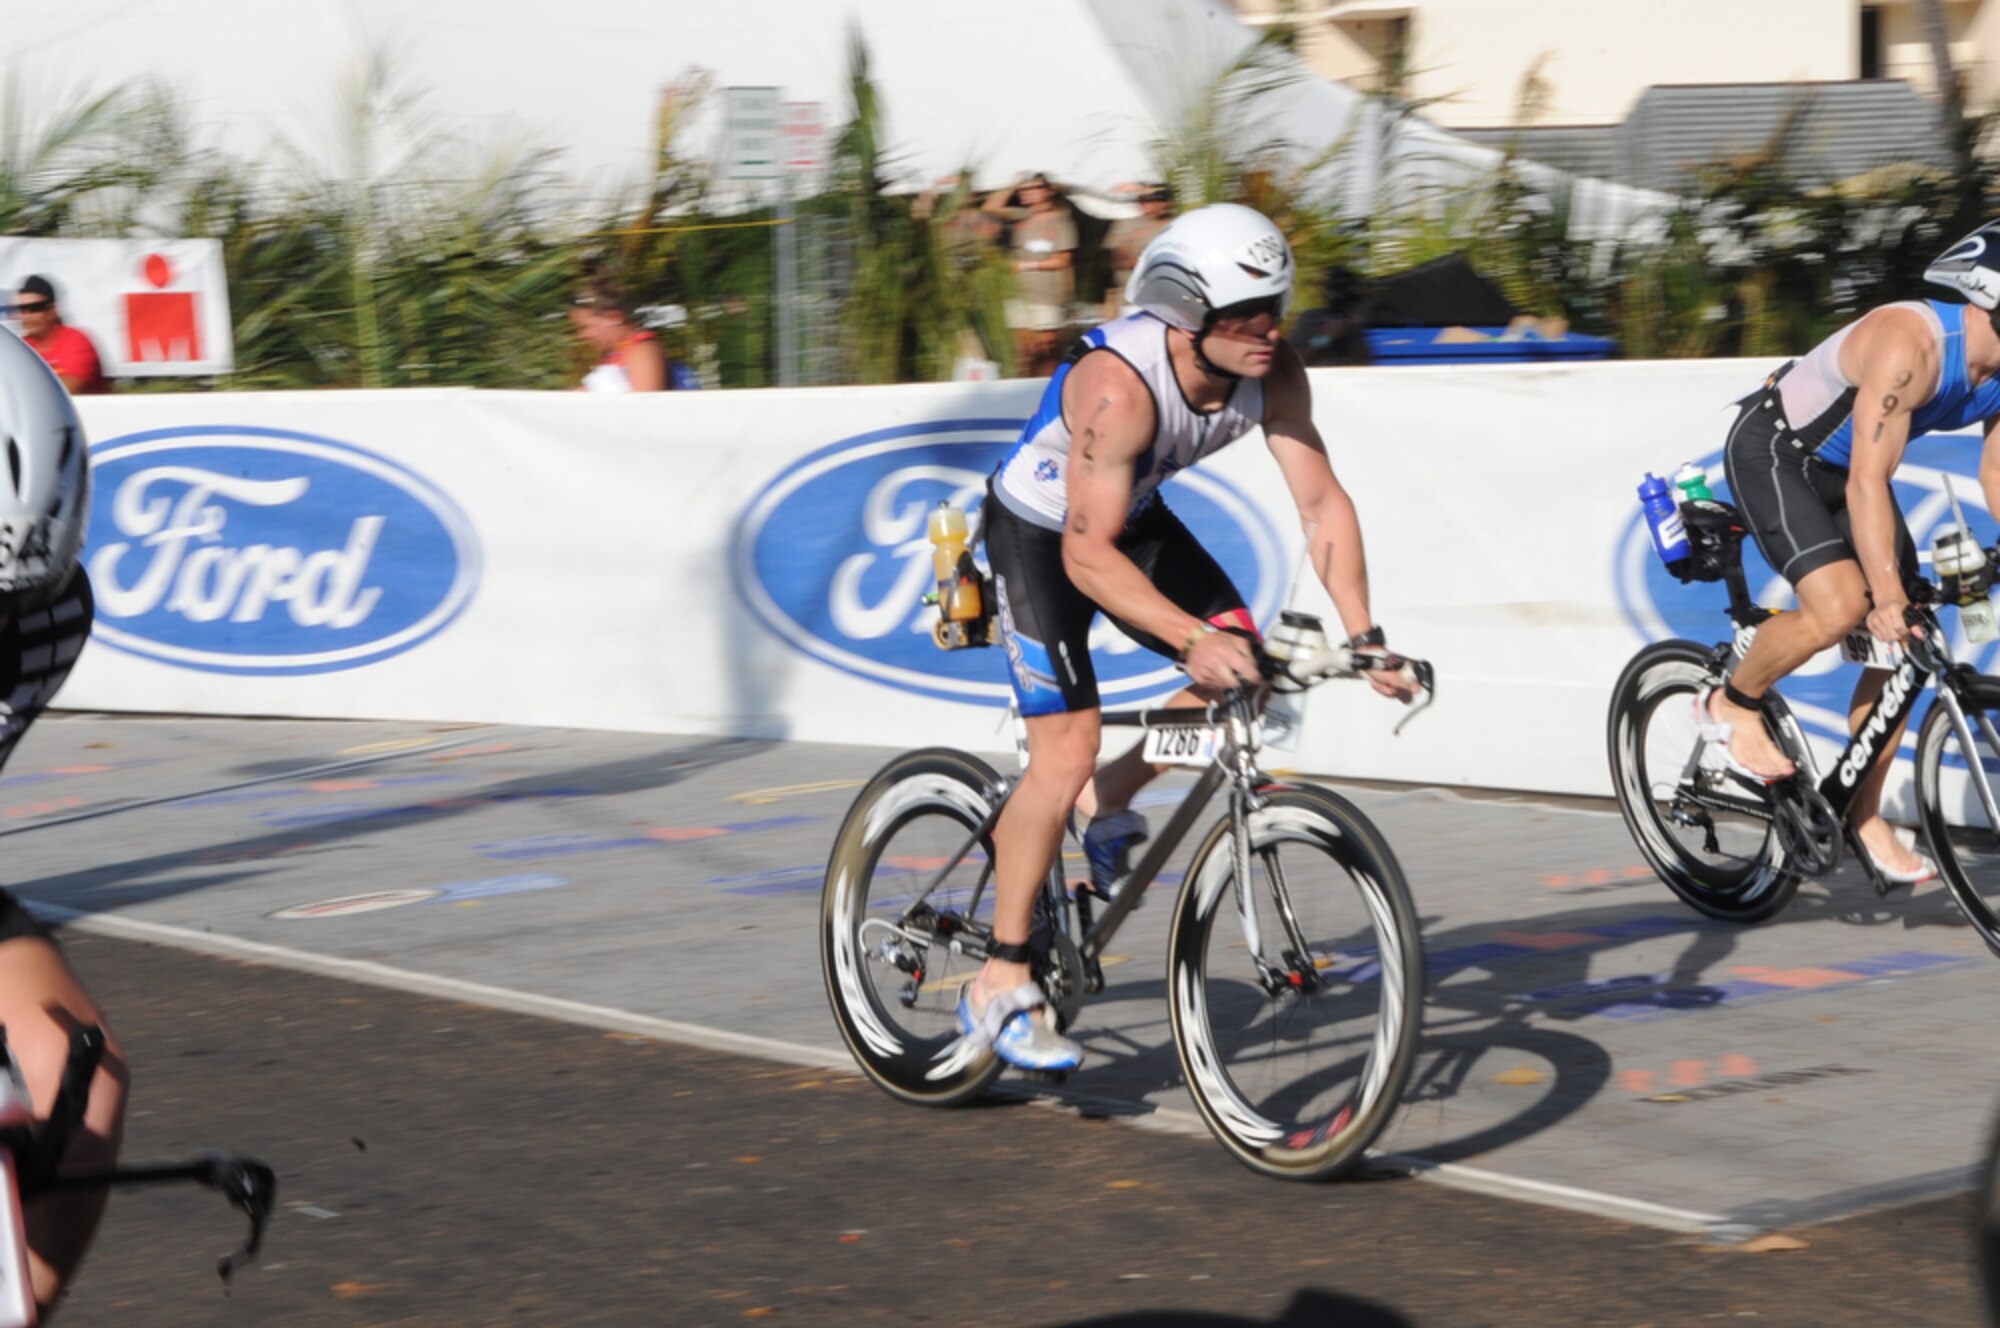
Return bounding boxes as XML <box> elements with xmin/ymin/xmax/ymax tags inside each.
<box><xmin>0</xmin><ymin>1025</ymin><xmax>273</xmax><ymax>1325</ymax></box>
<box><xmin>820</xmin><ymin>615</ymin><xmax>1434</xmax><ymax>1181</ymax></box>
<box><xmin>1608</xmin><ymin>495</ymin><xmax>2000</xmax><ymax>947</ymax></box>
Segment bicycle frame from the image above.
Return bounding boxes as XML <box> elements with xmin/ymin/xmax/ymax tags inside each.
<box><xmin>885</xmin><ymin>686</ymin><xmax>1280</xmax><ymax>984</ymax></box>
<box><xmin>1691</xmin><ymin>540</ymin><xmax>2000</xmax><ymax>874</ymax></box>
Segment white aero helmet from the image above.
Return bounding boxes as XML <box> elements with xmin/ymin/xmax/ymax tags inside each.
<box><xmin>1123</xmin><ymin>202</ymin><xmax>1296</xmax><ymax>332</ymax></box>
<box><xmin>1925</xmin><ymin>219</ymin><xmax>2000</xmax><ymax>310</ymax></box>
<box><xmin>0</xmin><ymin>327</ymin><xmax>89</xmax><ymax>610</ymax></box>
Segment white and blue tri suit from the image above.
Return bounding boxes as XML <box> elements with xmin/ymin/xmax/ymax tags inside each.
<box><xmin>983</xmin><ymin>312</ymin><xmax>1265</xmax><ymax>716</ymax></box>
<box><xmin>1724</xmin><ymin>298</ymin><xmax>2000</xmax><ymax>585</ymax></box>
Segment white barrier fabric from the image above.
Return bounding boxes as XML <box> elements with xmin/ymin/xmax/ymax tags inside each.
<box><xmin>0</xmin><ymin>240</ymin><xmax>233</xmax><ymax>376</ymax></box>
<box><xmin>62</xmin><ymin>358</ymin><xmax>1989</xmax><ymax>800</ymax></box>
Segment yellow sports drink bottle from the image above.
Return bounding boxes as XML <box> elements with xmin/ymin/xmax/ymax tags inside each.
<box><xmin>928</xmin><ymin>503</ymin><xmax>980</xmax><ymax>618</ymax></box>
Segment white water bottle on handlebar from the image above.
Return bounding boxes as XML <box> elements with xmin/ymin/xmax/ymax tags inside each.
<box><xmin>0</xmin><ymin>1053</ymin><xmax>34</xmax><ymax>1328</ymax></box>
<box><xmin>1935</xmin><ymin>525</ymin><xmax>2000</xmax><ymax>643</ymax></box>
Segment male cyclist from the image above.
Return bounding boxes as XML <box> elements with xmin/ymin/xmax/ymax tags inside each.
<box><xmin>0</xmin><ymin>326</ymin><xmax>121</xmax><ymax>1319</ymax></box>
<box><xmin>1705</xmin><ymin>220</ymin><xmax>2000</xmax><ymax>886</ymax></box>
<box><xmin>964</xmin><ymin>203</ymin><xmax>1416</xmax><ymax>1070</ymax></box>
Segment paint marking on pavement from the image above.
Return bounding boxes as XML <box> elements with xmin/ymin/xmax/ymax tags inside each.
<box><xmin>0</xmin><ymin>735</ymin><xmax>490</xmax><ymax>840</ymax></box>
<box><xmin>728</xmin><ymin>780</ymin><xmax>864</xmax><ymax>806</ymax></box>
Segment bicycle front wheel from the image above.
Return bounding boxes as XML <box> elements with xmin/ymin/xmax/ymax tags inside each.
<box><xmin>1914</xmin><ymin>695</ymin><xmax>2000</xmax><ymax>953</ymax></box>
<box><xmin>821</xmin><ymin>747</ymin><xmax>1006</xmax><ymax>1106</ymax></box>
<box><xmin>1607</xmin><ymin>639</ymin><xmax>1799</xmax><ymax>922</ymax></box>
<box><xmin>1166</xmin><ymin>784</ymin><xmax>1424</xmax><ymax>1181</ymax></box>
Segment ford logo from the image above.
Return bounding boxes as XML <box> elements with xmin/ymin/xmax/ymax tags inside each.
<box><xmin>85</xmin><ymin>426</ymin><xmax>481</xmax><ymax>675</ymax></box>
<box><xmin>1615</xmin><ymin>435</ymin><xmax>1998</xmax><ymax>751</ymax></box>
<box><xmin>733</xmin><ymin>420</ymin><xmax>1286</xmax><ymax>706</ymax></box>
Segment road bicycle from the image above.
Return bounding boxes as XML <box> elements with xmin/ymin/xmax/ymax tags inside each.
<box><xmin>0</xmin><ymin>1025</ymin><xmax>273</xmax><ymax>1325</ymax></box>
<box><xmin>1607</xmin><ymin>495</ymin><xmax>2000</xmax><ymax>948</ymax></box>
<box><xmin>820</xmin><ymin>615</ymin><xmax>1434</xmax><ymax>1181</ymax></box>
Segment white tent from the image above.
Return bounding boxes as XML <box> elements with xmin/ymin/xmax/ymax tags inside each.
<box><xmin>13</xmin><ymin>0</ymin><xmax>1668</xmax><ymax>232</ymax></box>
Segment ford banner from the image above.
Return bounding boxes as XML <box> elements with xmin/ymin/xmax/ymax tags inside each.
<box><xmin>86</xmin><ymin>426</ymin><xmax>482</xmax><ymax>675</ymax></box>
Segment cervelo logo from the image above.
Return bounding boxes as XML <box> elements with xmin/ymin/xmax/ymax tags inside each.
<box><xmin>87</xmin><ymin>426</ymin><xmax>482</xmax><ymax>675</ymax></box>
<box><xmin>1615</xmin><ymin>439</ymin><xmax>2000</xmax><ymax>754</ymax></box>
<box><xmin>732</xmin><ymin>420</ymin><xmax>1285</xmax><ymax>706</ymax></box>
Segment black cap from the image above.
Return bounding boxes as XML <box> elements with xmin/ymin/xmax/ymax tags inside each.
<box><xmin>18</xmin><ymin>274</ymin><xmax>54</xmax><ymax>301</ymax></box>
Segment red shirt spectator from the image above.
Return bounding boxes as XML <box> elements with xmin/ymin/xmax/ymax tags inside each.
<box><xmin>15</xmin><ymin>276</ymin><xmax>107</xmax><ymax>394</ymax></box>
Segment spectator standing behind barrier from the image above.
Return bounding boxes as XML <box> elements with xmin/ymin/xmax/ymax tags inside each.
<box><xmin>1100</xmin><ymin>182</ymin><xmax>1175</xmax><ymax>319</ymax></box>
<box><xmin>14</xmin><ymin>276</ymin><xmax>107</xmax><ymax>395</ymax></box>
<box><xmin>1290</xmin><ymin>266</ymin><xmax>1375</xmax><ymax>367</ymax></box>
<box><xmin>984</xmin><ymin>172</ymin><xmax>1077</xmax><ymax>378</ymax></box>
<box><xmin>570</xmin><ymin>280</ymin><xmax>667</xmax><ymax>392</ymax></box>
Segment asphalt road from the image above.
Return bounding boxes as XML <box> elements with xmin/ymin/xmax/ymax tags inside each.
<box><xmin>47</xmin><ymin>929</ymin><xmax>1992</xmax><ymax>1328</ymax></box>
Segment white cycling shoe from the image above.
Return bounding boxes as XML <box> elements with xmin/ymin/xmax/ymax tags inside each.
<box><xmin>955</xmin><ymin>978</ymin><xmax>1083</xmax><ymax>1072</ymax></box>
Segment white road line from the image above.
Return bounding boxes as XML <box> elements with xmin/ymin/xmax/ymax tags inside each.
<box><xmin>25</xmin><ymin>903</ymin><xmax>858</xmax><ymax>1074</ymax></box>
<box><xmin>32</xmin><ymin>903</ymin><xmax>1737</xmax><ymax>1237</ymax></box>
<box><xmin>1376</xmin><ymin>1153</ymin><xmax>1727</xmax><ymax>1234</ymax></box>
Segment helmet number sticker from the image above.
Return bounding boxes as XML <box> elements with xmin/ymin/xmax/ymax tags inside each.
<box><xmin>1243</xmin><ymin>234</ymin><xmax>1287</xmax><ymax>272</ymax></box>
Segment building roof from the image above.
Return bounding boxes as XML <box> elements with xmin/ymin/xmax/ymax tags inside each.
<box><xmin>1456</xmin><ymin>80</ymin><xmax>1951</xmax><ymax>191</ymax></box>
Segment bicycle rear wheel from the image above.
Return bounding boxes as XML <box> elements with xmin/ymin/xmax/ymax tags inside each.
<box><xmin>1606</xmin><ymin>639</ymin><xmax>1799</xmax><ymax>922</ymax></box>
<box><xmin>1914</xmin><ymin>695</ymin><xmax>2000</xmax><ymax>952</ymax></box>
<box><xmin>1166</xmin><ymin>784</ymin><xmax>1424</xmax><ymax>1181</ymax></box>
<box><xmin>821</xmin><ymin>747</ymin><xmax>1006</xmax><ymax>1106</ymax></box>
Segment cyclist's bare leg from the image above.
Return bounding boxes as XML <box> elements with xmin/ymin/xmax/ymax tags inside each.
<box><xmin>1720</xmin><ymin>560</ymin><xmax>1870</xmax><ymax>778</ymax></box>
<box><xmin>1843</xmin><ymin>671</ymin><xmax>1926</xmax><ymax>874</ymax></box>
<box><xmin>1074</xmin><ymin>685</ymin><xmax>1218</xmax><ymax>821</ymax></box>
<box><xmin>0</xmin><ymin>936</ymin><xmax>128</xmax><ymax>1318</ymax></box>
<box><xmin>981</xmin><ymin>709</ymin><xmax>1101</xmax><ymax>997</ymax></box>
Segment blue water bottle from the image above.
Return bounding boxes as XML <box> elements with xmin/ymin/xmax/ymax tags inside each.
<box><xmin>1639</xmin><ymin>472</ymin><xmax>1690</xmax><ymax>566</ymax></box>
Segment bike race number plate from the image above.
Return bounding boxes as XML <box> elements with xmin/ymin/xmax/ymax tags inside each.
<box><xmin>1142</xmin><ymin>723</ymin><xmax>1221</xmax><ymax>768</ymax></box>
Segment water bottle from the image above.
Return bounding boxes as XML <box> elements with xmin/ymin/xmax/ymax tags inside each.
<box><xmin>1639</xmin><ymin>473</ymin><xmax>1690</xmax><ymax>566</ymax></box>
<box><xmin>926</xmin><ymin>503</ymin><xmax>982</xmax><ymax>647</ymax></box>
<box><xmin>1673</xmin><ymin>462</ymin><xmax>1714</xmax><ymax>503</ymax></box>
<box><xmin>1935</xmin><ymin>525</ymin><xmax>2000</xmax><ymax>642</ymax></box>
<box><xmin>1264</xmin><ymin>611</ymin><xmax>1328</xmax><ymax>665</ymax></box>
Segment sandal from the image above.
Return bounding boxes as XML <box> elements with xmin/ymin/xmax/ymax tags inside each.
<box><xmin>1693</xmin><ymin>687</ymin><xmax>1791</xmax><ymax>785</ymax></box>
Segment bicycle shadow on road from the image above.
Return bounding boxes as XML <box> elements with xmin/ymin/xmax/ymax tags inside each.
<box><xmin>1057</xmin><ymin>1289</ymin><xmax>1409</xmax><ymax>1327</ymax></box>
<box><xmin>11</xmin><ymin>732</ymin><xmax>782</xmax><ymax>913</ymax></box>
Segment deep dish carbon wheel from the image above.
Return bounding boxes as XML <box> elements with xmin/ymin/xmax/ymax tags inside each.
<box><xmin>1607</xmin><ymin>639</ymin><xmax>1800</xmax><ymax>922</ymax></box>
<box><xmin>1914</xmin><ymin>696</ymin><xmax>2000</xmax><ymax>953</ymax></box>
<box><xmin>821</xmin><ymin>747</ymin><xmax>1006</xmax><ymax>1106</ymax></box>
<box><xmin>1166</xmin><ymin>784</ymin><xmax>1424</xmax><ymax>1181</ymax></box>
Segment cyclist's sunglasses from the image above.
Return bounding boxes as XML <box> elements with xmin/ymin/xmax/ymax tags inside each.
<box><xmin>1210</xmin><ymin>295</ymin><xmax>1284</xmax><ymax>324</ymax></box>
<box><xmin>12</xmin><ymin>300</ymin><xmax>50</xmax><ymax>314</ymax></box>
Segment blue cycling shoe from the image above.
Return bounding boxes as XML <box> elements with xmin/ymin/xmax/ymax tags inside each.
<box><xmin>956</xmin><ymin>978</ymin><xmax>1083</xmax><ymax>1072</ymax></box>
<box><xmin>1082</xmin><ymin>809</ymin><xmax>1149</xmax><ymax>902</ymax></box>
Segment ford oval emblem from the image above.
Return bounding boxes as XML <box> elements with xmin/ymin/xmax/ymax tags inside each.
<box><xmin>1614</xmin><ymin>436</ymin><xmax>1998</xmax><ymax>751</ymax></box>
<box><xmin>85</xmin><ymin>426</ymin><xmax>482</xmax><ymax>675</ymax></box>
<box><xmin>732</xmin><ymin>419</ymin><xmax>1286</xmax><ymax>706</ymax></box>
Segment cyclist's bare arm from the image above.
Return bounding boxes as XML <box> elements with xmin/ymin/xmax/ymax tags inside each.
<box><xmin>1261</xmin><ymin>342</ymin><xmax>1375</xmax><ymax>642</ymax></box>
<box><xmin>1261</xmin><ymin>343</ymin><xmax>1413</xmax><ymax>699</ymax></box>
<box><xmin>1059</xmin><ymin>354</ymin><xmax>1255</xmax><ymax>689</ymax></box>
<box><xmin>0</xmin><ymin>936</ymin><xmax>128</xmax><ymax>1317</ymax></box>
<box><xmin>1844</xmin><ymin>309</ymin><xmax>1936</xmax><ymax>640</ymax></box>
<box><xmin>1979</xmin><ymin>414</ymin><xmax>2000</xmax><ymax>532</ymax></box>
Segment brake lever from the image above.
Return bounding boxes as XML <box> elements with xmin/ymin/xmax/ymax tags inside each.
<box><xmin>203</xmin><ymin>1152</ymin><xmax>277</xmax><ymax>1282</ymax></box>
<box><xmin>1349</xmin><ymin>650</ymin><xmax>1438</xmax><ymax>736</ymax></box>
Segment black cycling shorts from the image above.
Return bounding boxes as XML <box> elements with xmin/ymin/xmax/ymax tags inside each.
<box><xmin>1723</xmin><ymin>377</ymin><xmax>1916</xmax><ymax>588</ymax></box>
<box><xmin>0</xmin><ymin>889</ymin><xmax>50</xmax><ymax>945</ymax></box>
<box><xmin>983</xmin><ymin>486</ymin><xmax>1253</xmax><ymax>716</ymax></box>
